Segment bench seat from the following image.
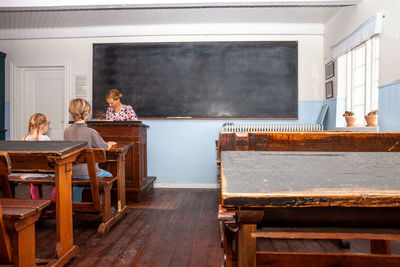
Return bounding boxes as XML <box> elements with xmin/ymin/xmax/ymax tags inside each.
<box><xmin>1</xmin><ymin>198</ymin><xmax>51</xmax><ymax>266</ymax></box>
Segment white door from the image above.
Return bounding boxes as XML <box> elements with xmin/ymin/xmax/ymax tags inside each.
<box><xmin>13</xmin><ymin>67</ymin><xmax>66</xmax><ymax>140</ymax></box>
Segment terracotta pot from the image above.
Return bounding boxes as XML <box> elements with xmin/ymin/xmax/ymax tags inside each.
<box><xmin>345</xmin><ymin>116</ymin><xmax>356</xmax><ymax>127</ymax></box>
<box><xmin>365</xmin><ymin>115</ymin><xmax>377</xmax><ymax>127</ymax></box>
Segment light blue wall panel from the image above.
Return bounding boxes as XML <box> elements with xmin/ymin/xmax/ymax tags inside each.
<box><xmin>143</xmin><ymin>100</ymin><xmax>325</xmax><ymax>186</ymax></box>
<box><xmin>324</xmin><ymin>98</ymin><xmax>337</xmax><ymax>130</ymax></box>
<box><xmin>379</xmin><ymin>80</ymin><xmax>400</xmax><ymax>131</ymax></box>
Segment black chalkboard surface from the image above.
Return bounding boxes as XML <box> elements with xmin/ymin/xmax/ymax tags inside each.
<box><xmin>93</xmin><ymin>41</ymin><xmax>298</xmax><ymax>118</ymax></box>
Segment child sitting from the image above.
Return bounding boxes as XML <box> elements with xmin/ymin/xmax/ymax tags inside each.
<box><xmin>23</xmin><ymin>113</ymin><xmax>56</xmax><ymax>200</ymax></box>
<box><xmin>64</xmin><ymin>98</ymin><xmax>116</xmax><ymax>202</ymax></box>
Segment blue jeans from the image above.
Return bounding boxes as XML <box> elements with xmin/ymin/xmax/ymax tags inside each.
<box><xmin>72</xmin><ymin>169</ymin><xmax>113</xmax><ymax>203</ymax></box>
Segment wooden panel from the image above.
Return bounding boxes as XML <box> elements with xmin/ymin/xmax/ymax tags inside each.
<box><xmin>371</xmin><ymin>240</ymin><xmax>391</xmax><ymax>254</ymax></box>
<box><xmin>258</xmin><ymin>207</ymin><xmax>400</xmax><ymax>228</ymax></box>
<box><xmin>218</xmin><ymin>132</ymin><xmax>400</xmax><ymax>152</ymax></box>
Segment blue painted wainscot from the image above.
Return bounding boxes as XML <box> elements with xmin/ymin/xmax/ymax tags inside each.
<box><xmin>143</xmin><ymin>100</ymin><xmax>325</xmax><ymax>188</ymax></box>
<box><xmin>379</xmin><ymin>80</ymin><xmax>400</xmax><ymax>132</ymax></box>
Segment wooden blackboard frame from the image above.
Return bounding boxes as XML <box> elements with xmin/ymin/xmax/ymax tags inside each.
<box><xmin>93</xmin><ymin>41</ymin><xmax>298</xmax><ymax>119</ymax></box>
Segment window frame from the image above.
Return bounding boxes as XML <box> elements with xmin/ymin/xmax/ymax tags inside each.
<box><xmin>340</xmin><ymin>35</ymin><xmax>379</xmax><ymax>125</ymax></box>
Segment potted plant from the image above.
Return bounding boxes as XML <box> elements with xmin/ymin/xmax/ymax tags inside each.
<box><xmin>343</xmin><ymin>111</ymin><xmax>356</xmax><ymax>127</ymax></box>
<box><xmin>365</xmin><ymin>110</ymin><xmax>378</xmax><ymax>127</ymax></box>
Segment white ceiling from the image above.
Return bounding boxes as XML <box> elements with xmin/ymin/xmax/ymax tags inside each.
<box><xmin>0</xmin><ymin>0</ymin><xmax>358</xmax><ymax>39</ymax></box>
<box><xmin>0</xmin><ymin>7</ymin><xmax>347</xmax><ymax>28</ymax></box>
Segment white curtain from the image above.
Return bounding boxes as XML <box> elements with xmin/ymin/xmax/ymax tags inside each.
<box><xmin>330</xmin><ymin>12</ymin><xmax>383</xmax><ymax>60</ymax></box>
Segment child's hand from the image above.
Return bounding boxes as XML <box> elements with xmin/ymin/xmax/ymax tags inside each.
<box><xmin>107</xmin><ymin>141</ymin><xmax>117</xmax><ymax>150</ymax></box>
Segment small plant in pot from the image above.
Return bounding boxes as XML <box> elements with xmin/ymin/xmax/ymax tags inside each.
<box><xmin>343</xmin><ymin>111</ymin><xmax>356</xmax><ymax>127</ymax></box>
<box><xmin>365</xmin><ymin>110</ymin><xmax>378</xmax><ymax>127</ymax></box>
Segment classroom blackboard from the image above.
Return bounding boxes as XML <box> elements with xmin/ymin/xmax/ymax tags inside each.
<box><xmin>93</xmin><ymin>41</ymin><xmax>298</xmax><ymax>118</ymax></box>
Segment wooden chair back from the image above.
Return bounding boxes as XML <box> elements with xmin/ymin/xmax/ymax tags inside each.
<box><xmin>74</xmin><ymin>148</ymin><xmax>106</xmax><ymax>212</ymax></box>
<box><xmin>71</xmin><ymin>148</ymin><xmax>124</xmax><ymax>236</ymax></box>
<box><xmin>0</xmin><ymin>152</ymin><xmax>13</xmax><ymax>198</ymax></box>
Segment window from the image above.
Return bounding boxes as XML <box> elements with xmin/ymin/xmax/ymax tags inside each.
<box><xmin>338</xmin><ymin>35</ymin><xmax>379</xmax><ymax>124</ymax></box>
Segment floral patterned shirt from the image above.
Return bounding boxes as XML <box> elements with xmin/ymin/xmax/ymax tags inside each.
<box><xmin>106</xmin><ymin>105</ymin><xmax>138</xmax><ymax>121</ymax></box>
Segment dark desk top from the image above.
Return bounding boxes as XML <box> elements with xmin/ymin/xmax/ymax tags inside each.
<box><xmin>108</xmin><ymin>142</ymin><xmax>133</xmax><ymax>153</ymax></box>
<box><xmin>221</xmin><ymin>151</ymin><xmax>400</xmax><ymax>208</ymax></box>
<box><xmin>0</xmin><ymin>141</ymin><xmax>87</xmax><ymax>156</ymax></box>
<box><xmin>83</xmin><ymin>120</ymin><xmax>148</xmax><ymax>128</ymax></box>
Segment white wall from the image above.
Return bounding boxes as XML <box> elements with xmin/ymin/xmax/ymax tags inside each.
<box><xmin>0</xmin><ymin>23</ymin><xmax>325</xmax><ymax>186</ymax></box>
<box><xmin>324</xmin><ymin>0</ymin><xmax>400</xmax><ymax>85</ymax></box>
<box><xmin>0</xmin><ymin>28</ymin><xmax>324</xmax><ymax>102</ymax></box>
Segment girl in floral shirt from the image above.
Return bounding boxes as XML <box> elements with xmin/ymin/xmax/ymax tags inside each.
<box><xmin>105</xmin><ymin>89</ymin><xmax>138</xmax><ymax>121</ymax></box>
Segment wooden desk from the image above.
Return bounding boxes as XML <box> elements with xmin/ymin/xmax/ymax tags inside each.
<box><xmin>0</xmin><ymin>141</ymin><xmax>87</xmax><ymax>266</ymax></box>
<box><xmin>101</xmin><ymin>142</ymin><xmax>133</xmax><ymax>213</ymax></box>
<box><xmin>86</xmin><ymin>121</ymin><xmax>156</xmax><ymax>201</ymax></box>
<box><xmin>221</xmin><ymin>150</ymin><xmax>400</xmax><ymax>267</ymax></box>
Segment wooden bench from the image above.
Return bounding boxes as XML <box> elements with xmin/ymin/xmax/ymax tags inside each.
<box><xmin>8</xmin><ymin>148</ymin><xmax>127</xmax><ymax>237</ymax></box>
<box><xmin>1</xmin><ymin>199</ymin><xmax>50</xmax><ymax>267</ymax></box>
<box><xmin>1</xmin><ymin>152</ymin><xmax>51</xmax><ymax>267</ymax></box>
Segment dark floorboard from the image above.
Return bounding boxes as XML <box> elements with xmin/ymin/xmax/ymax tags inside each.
<box><xmin>5</xmin><ymin>185</ymin><xmax>400</xmax><ymax>266</ymax></box>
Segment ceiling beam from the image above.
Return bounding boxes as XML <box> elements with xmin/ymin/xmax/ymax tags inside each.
<box><xmin>0</xmin><ymin>0</ymin><xmax>359</xmax><ymax>11</ymax></box>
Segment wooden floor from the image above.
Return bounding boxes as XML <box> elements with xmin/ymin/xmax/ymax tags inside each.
<box><xmin>29</xmin><ymin>187</ymin><xmax>224</xmax><ymax>267</ymax></box>
<box><xmin>8</xmin><ymin>186</ymin><xmax>400</xmax><ymax>266</ymax></box>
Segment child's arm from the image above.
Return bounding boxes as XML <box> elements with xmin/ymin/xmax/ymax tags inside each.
<box><xmin>89</xmin><ymin>128</ymin><xmax>116</xmax><ymax>151</ymax></box>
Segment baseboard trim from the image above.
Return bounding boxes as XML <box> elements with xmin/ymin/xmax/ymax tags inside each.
<box><xmin>154</xmin><ymin>183</ymin><xmax>220</xmax><ymax>189</ymax></box>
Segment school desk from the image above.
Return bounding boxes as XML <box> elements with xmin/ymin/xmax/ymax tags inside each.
<box><xmin>220</xmin><ymin>150</ymin><xmax>400</xmax><ymax>267</ymax></box>
<box><xmin>0</xmin><ymin>140</ymin><xmax>87</xmax><ymax>266</ymax></box>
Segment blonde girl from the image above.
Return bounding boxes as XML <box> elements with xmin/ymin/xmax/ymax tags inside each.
<box><xmin>23</xmin><ymin>113</ymin><xmax>55</xmax><ymax>199</ymax></box>
<box><xmin>23</xmin><ymin>113</ymin><xmax>50</xmax><ymax>141</ymax></box>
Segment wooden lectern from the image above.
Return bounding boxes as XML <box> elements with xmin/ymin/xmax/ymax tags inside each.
<box><xmin>86</xmin><ymin>121</ymin><xmax>156</xmax><ymax>201</ymax></box>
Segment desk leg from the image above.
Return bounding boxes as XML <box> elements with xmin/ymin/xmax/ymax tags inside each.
<box><xmin>238</xmin><ymin>223</ymin><xmax>256</xmax><ymax>267</ymax></box>
<box><xmin>117</xmin><ymin>155</ymin><xmax>126</xmax><ymax>211</ymax></box>
<box><xmin>55</xmin><ymin>162</ymin><xmax>77</xmax><ymax>260</ymax></box>
<box><xmin>11</xmin><ymin>217</ymin><xmax>37</xmax><ymax>267</ymax></box>
<box><xmin>223</xmin><ymin>223</ymin><xmax>238</xmax><ymax>267</ymax></box>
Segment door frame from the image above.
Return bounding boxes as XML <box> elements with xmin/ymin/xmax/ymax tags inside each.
<box><xmin>10</xmin><ymin>62</ymin><xmax>71</xmax><ymax>140</ymax></box>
